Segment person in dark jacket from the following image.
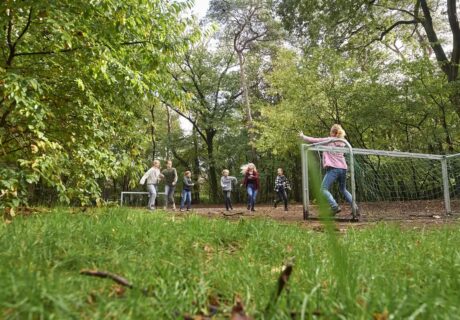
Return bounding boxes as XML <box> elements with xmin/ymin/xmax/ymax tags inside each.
<box><xmin>180</xmin><ymin>171</ymin><xmax>194</xmax><ymax>211</ymax></box>
<box><xmin>273</xmin><ymin>168</ymin><xmax>291</xmax><ymax>211</ymax></box>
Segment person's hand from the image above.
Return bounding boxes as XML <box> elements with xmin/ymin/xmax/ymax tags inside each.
<box><xmin>172</xmin><ymin>182</ymin><xmax>176</xmax><ymax>186</ymax></box>
<box><xmin>298</xmin><ymin>131</ymin><xmax>304</xmax><ymax>138</ymax></box>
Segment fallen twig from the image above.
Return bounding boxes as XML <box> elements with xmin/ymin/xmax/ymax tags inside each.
<box><xmin>80</xmin><ymin>269</ymin><xmax>133</xmax><ymax>289</ymax></box>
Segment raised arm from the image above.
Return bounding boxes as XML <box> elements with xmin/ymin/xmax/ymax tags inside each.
<box><xmin>299</xmin><ymin>131</ymin><xmax>331</xmax><ymax>144</ymax></box>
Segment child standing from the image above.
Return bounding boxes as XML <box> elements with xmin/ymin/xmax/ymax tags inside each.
<box><xmin>139</xmin><ymin>159</ymin><xmax>164</xmax><ymax>210</ymax></box>
<box><xmin>273</xmin><ymin>168</ymin><xmax>291</xmax><ymax>211</ymax></box>
<box><xmin>241</xmin><ymin>163</ymin><xmax>259</xmax><ymax>212</ymax></box>
<box><xmin>221</xmin><ymin>169</ymin><xmax>238</xmax><ymax>211</ymax></box>
<box><xmin>180</xmin><ymin>171</ymin><xmax>194</xmax><ymax>211</ymax></box>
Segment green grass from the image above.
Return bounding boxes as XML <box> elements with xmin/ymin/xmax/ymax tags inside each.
<box><xmin>1</xmin><ymin>208</ymin><xmax>460</xmax><ymax>319</ymax></box>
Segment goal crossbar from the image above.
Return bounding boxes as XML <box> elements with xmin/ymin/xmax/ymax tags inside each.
<box><xmin>301</xmin><ymin>140</ymin><xmax>460</xmax><ymax>220</ymax></box>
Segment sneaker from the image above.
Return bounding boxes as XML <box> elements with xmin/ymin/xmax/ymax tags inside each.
<box><xmin>273</xmin><ymin>200</ymin><xmax>277</xmax><ymax>208</ymax></box>
<box><xmin>331</xmin><ymin>206</ymin><xmax>341</xmax><ymax>215</ymax></box>
<box><xmin>179</xmin><ymin>208</ymin><xmax>184</xmax><ymax>212</ymax></box>
<box><xmin>172</xmin><ymin>204</ymin><xmax>176</xmax><ymax>210</ymax></box>
<box><xmin>353</xmin><ymin>205</ymin><xmax>360</xmax><ymax>217</ymax></box>
<box><xmin>247</xmin><ymin>205</ymin><xmax>251</xmax><ymax>210</ymax></box>
<box><xmin>251</xmin><ymin>207</ymin><xmax>256</xmax><ymax>212</ymax></box>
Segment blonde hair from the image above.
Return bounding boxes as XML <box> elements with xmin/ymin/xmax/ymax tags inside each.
<box><xmin>240</xmin><ymin>163</ymin><xmax>257</xmax><ymax>174</ymax></box>
<box><xmin>331</xmin><ymin>124</ymin><xmax>346</xmax><ymax>139</ymax></box>
<box><xmin>222</xmin><ymin>169</ymin><xmax>229</xmax><ymax>175</ymax></box>
<box><xmin>152</xmin><ymin>159</ymin><xmax>160</xmax><ymax>167</ymax></box>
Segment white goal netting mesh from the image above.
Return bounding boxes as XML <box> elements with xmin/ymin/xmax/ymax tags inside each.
<box><xmin>307</xmin><ymin>145</ymin><xmax>460</xmax><ymax>217</ymax></box>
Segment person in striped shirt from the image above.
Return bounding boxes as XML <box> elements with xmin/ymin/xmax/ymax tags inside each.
<box><xmin>273</xmin><ymin>168</ymin><xmax>291</xmax><ymax>211</ymax></box>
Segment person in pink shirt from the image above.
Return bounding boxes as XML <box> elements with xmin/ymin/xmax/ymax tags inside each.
<box><xmin>299</xmin><ymin>124</ymin><xmax>356</xmax><ymax>215</ymax></box>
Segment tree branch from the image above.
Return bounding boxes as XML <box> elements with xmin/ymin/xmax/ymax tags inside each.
<box><xmin>419</xmin><ymin>0</ymin><xmax>450</xmax><ymax>77</ymax></box>
<box><xmin>162</xmin><ymin>100</ymin><xmax>207</xmax><ymax>142</ymax></box>
<box><xmin>447</xmin><ymin>0</ymin><xmax>460</xmax><ymax>78</ymax></box>
<box><xmin>14</xmin><ymin>40</ymin><xmax>149</xmax><ymax>57</ymax></box>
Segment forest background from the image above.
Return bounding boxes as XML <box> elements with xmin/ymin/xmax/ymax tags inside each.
<box><xmin>1</xmin><ymin>0</ymin><xmax>459</xmax><ymax>212</ymax></box>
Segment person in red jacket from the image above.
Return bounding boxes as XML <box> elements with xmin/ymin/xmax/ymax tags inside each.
<box><xmin>241</xmin><ymin>163</ymin><xmax>260</xmax><ymax>211</ymax></box>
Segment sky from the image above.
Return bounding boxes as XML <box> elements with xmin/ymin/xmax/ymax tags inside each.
<box><xmin>192</xmin><ymin>0</ymin><xmax>210</xmax><ymax>18</ymax></box>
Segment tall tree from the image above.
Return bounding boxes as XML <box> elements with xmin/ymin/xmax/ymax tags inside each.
<box><xmin>208</xmin><ymin>0</ymin><xmax>281</xmax><ymax>161</ymax></box>
<box><xmin>276</xmin><ymin>0</ymin><xmax>460</xmax><ymax>119</ymax></box>
<box><xmin>165</xmin><ymin>43</ymin><xmax>243</xmax><ymax>202</ymax></box>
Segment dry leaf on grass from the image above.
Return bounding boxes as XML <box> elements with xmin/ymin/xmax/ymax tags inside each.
<box><xmin>231</xmin><ymin>296</ymin><xmax>252</xmax><ymax>320</ymax></box>
<box><xmin>373</xmin><ymin>309</ymin><xmax>389</xmax><ymax>320</ymax></box>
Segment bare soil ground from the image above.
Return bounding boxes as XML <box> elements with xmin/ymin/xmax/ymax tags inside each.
<box><xmin>184</xmin><ymin>200</ymin><xmax>460</xmax><ymax>230</ymax></box>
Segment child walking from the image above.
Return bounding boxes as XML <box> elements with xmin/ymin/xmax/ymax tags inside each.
<box><xmin>221</xmin><ymin>169</ymin><xmax>238</xmax><ymax>211</ymax></box>
<box><xmin>139</xmin><ymin>159</ymin><xmax>164</xmax><ymax>210</ymax></box>
<box><xmin>273</xmin><ymin>168</ymin><xmax>291</xmax><ymax>211</ymax></box>
<box><xmin>299</xmin><ymin>124</ymin><xmax>358</xmax><ymax>215</ymax></box>
<box><xmin>241</xmin><ymin>163</ymin><xmax>260</xmax><ymax>212</ymax></box>
<box><xmin>162</xmin><ymin>160</ymin><xmax>178</xmax><ymax>210</ymax></box>
<box><xmin>180</xmin><ymin>171</ymin><xmax>194</xmax><ymax>211</ymax></box>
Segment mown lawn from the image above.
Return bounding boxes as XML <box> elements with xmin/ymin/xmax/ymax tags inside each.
<box><xmin>1</xmin><ymin>208</ymin><xmax>459</xmax><ymax>319</ymax></box>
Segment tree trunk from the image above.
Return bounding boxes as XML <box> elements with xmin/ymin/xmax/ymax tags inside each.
<box><xmin>149</xmin><ymin>105</ymin><xmax>156</xmax><ymax>160</ymax></box>
<box><xmin>419</xmin><ymin>0</ymin><xmax>460</xmax><ymax>118</ymax></box>
<box><xmin>192</xmin><ymin>127</ymin><xmax>201</xmax><ymax>204</ymax></box>
<box><xmin>237</xmin><ymin>51</ymin><xmax>257</xmax><ymax>162</ymax></box>
<box><xmin>165</xmin><ymin>104</ymin><xmax>172</xmax><ymax>160</ymax></box>
<box><xmin>205</xmin><ymin>129</ymin><xmax>219</xmax><ymax>202</ymax></box>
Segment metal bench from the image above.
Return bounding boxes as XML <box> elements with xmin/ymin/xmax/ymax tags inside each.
<box><xmin>120</xmin><ymin>191</ymin><xmax>167</xmax><ymax>206</ymax></box>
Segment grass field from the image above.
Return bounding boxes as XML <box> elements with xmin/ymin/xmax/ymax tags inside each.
<box><xmin>1</xmin><ymin>208</ymin><xmax>460</xmax><ymax>319</ymax></box>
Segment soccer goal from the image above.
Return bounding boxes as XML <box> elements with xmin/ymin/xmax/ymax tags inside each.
<box><xmin>301</xmin><ymin>139</ymin><xmax>460</xmax><ymax>220</ymax></box>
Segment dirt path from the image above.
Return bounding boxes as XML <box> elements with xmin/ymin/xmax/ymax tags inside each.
<box><xmin>185</xmin><ymin>201</ymin><xmax>460</xmax><ymax>230</ymax></box>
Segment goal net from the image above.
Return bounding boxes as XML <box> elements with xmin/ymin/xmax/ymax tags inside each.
<box><xmin>301</xmin><ymin>141</ymin><xmax>460</xmax><ymax>219</ymax></box>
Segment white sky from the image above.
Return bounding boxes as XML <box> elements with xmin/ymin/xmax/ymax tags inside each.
<box><xmin>192</xmin><ymin>0</ymin><xmax>210</xmax><ymax>18</ymax></box>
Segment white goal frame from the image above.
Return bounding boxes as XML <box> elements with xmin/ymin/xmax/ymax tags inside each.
<box><xmin>301</xmin><ymin>139</ymin><xmax>460</xmax><ymax>220</ymax></box>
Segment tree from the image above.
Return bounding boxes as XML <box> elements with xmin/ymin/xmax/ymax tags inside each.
<box><xmin>276</xmin><ymin>0</ymin><xmax>460</xmax><ymax>119</ymax></box>
<box><xmin>0</xmin><ymin>0</ymin><xmax>196</xmax><ymax>211</ymax></box>
<box><xmin>165</xmin><ymin>42</ymin><xmax>243</xmax><ymax>202</ymax></box>
<box><xmin>208</xmin><ymin>0</ymin><xmax>282</xmax><ymax>161</ymax></box>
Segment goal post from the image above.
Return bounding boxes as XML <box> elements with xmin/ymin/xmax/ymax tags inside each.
<box><xmin>301</xmin><ymin>138</ymin><xmax>357</xmax><ymax>220</ymax></box>
<box><xmin>301</xmin><ymin>142</ymin><xmax>460</xmax><ymax>220</ymax></box>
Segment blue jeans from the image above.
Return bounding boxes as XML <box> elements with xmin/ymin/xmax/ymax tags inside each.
<box><xmin>180</xmin><ymin>189</ymin><xmax>192</xmax><ymax>209</ymax></box>
<box><xmin>147</xmin><ymin>184</ymin><xmax>157</xmax><ymax>209</ymax></box>
<box><xmin>164</xmin><ymin>184</ymin><xmax>176</xmax><ymax>207</ymax></box>
<box><xmin>321</xmin><ymin>168</ymin><xmax>352</xmax><ymax>208</ymax></box>
<box><xmin>223</xmin><ymin>190</ymin><xmax>233</xmax><ymax>210</ymax></box>
<box><xmin>247</xmin><ymin>185</ymin><xmax>258</xmax><ymax>209</ymax></box>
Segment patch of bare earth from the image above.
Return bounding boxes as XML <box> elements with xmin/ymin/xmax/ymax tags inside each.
<box><xmin>179</xmin><ymin>200</ymin><xmax>460</xmax><ymax>230</ymax></box>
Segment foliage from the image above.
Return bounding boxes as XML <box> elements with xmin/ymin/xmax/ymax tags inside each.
<box><xmin>0</xmin><ymin>0</ymin><xmax>198</xmax><ymax>209</ymax></box>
